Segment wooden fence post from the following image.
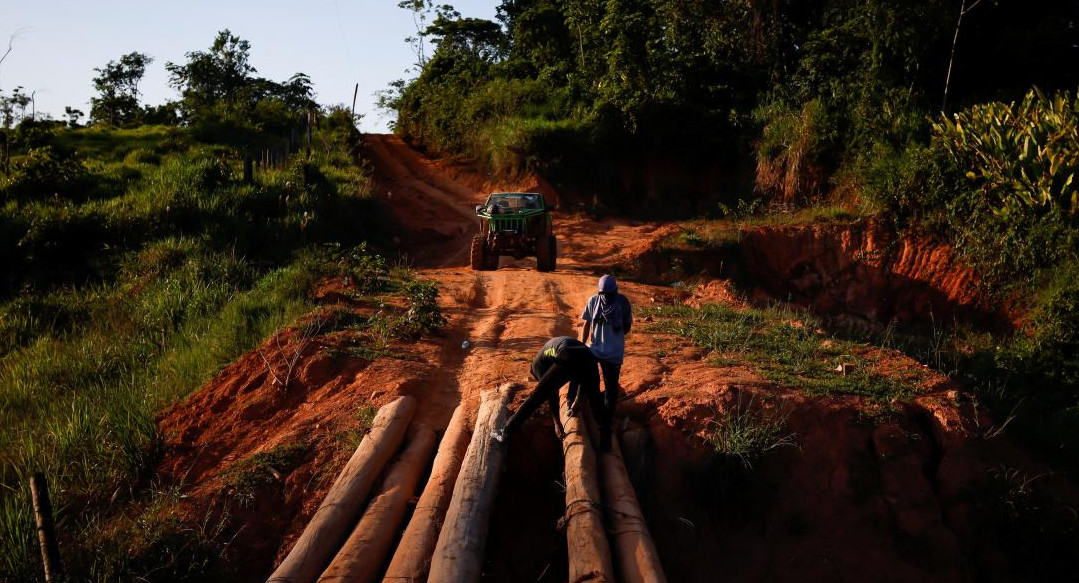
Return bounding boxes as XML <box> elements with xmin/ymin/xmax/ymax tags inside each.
<box><xmin>30</xmin><ymin>473</ymin><xmax>63</xmax><ymax>582</ymax></box>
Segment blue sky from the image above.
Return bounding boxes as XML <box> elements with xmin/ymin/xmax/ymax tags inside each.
<box><xmin>0</xmin><ymin>0</ymin><xmax>497</xmax><ymax>132</ymax></box>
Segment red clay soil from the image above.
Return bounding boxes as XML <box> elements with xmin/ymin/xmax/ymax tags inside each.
<box><xmin>155</xmin><ymin>134</ymin><xmax>1078</xmax><ymax>582</ymax></box>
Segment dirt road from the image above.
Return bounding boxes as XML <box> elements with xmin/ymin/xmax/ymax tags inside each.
<box><xmin>364</xmin><ymin>133</ymin><xmax>679</xmax><ymax>428</ymax></box>
<box><xmin>158</xmin><ymin>135</ymin><xmax>1079</xmax><ymax>583</ymax></box>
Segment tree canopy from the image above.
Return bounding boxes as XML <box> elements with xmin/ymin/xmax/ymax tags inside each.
<box><xmin>389</xmin><ymin>0</ymin><xmax>1079</xmax><ymax>213</ymax></box>
<box><xmin>90</xmin><ymin>52</ymin><xmax>152</xmax><ymax>126</ymax></box>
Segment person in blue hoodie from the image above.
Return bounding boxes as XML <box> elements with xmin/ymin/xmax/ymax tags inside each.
<box><xmin>579</xmin><ymin>274</ymin><xmax>633</xmax><ymax>447</ymax></box>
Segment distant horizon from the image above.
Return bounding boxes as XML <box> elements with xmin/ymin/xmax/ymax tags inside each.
<box><xmin>0</xmin><ymin>1</ymin><xmax>497</xmax><ymax>133</ymax></box>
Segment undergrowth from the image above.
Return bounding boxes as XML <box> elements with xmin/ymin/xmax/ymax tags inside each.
<box><xmin>708</xmin><ymin>396</ymin><xmax>797</xmax><ymax>469</ymax></box>
<box><xmin>221</xmin><ymin>442</ymin><xmax>310</xmax><ymax>507</ymax></box>
<box><xmin>643</xmin><ymin>302</ymin><xmax>923</xmax><ymax>401</ymax></box>
<box><xmin>0</xmin><ymin>117</ymin><xmax>390</xmax><ymax>581</ymax></box>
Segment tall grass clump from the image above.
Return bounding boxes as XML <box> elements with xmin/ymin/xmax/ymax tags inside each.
<box><xmin>708</xmin><ymin>396</ymin><xmax>796</xmax><ymax>469</ymax></box>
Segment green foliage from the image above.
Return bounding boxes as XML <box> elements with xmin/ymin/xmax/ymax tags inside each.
<box><xmin>0</xmin><ymin>118</ymin><xmax>383</xmax><ymax>581</ymax></box>
<box><xmin>78</xmin><ymin>485</ymin><xmax>229</xmax><ymax>581</ymax></box>
<box><xmin>868</xmin><ymin>89</ymin><xmax>1079</xmax><ymax>293</ymax></box>
<box><xmin>977</xmin><ymin>466</ymin><xmax>1079</xmax><ymax>579</ymax></box>
<box><xmin>393</xmin><ymin>0</ymin><xmax>1078</xmax><ymax>216</ymax></box>
<box><xmin>90</xmin><ymin>52</ymin><xmax>153</xmax><ymax>126</ymax></box>
<box><xmin>329</xmin><ymin>241</ymin><xmax>389</xmax><ymax>294</ymax></box>
<box><xmin>984</xmin><ymin>264</ymin><xmax>1079</xmax><ymax>445</ymax></box>
<box><xmin>222</xmin><ymin>442</ymin><xmax>309</xmax><ymax>506</ymax></box>
<box><xmin>1</xmin><ymin>144</ymin><xmax>91</xmax><ymax>201</ymax></box>
<box><xmin>397</xmin><ymin>279</ymin><xmax>447</xmax><ymax>338</ymax></box>
<box><xmin>753</xmin><ymin>98</ymin><xmax>835</xmax><ymax>200</ymax></box>
<box><xmin>165</xmin><ymin>30</ymin><xmax>316</xmax><ymax>154</ymax></box>
<box><xmin>935</xmin><ymin>88</ymin><xmax>1079</xmax><ymax>218</ymax></box>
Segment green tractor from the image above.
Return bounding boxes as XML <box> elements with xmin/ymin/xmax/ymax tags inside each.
<box><xmin>470</xmin><ymin>192</ymin><xmax>557</xmax><ymax>272</ymax></box>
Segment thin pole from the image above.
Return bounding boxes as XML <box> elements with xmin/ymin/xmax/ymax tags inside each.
<box><xmin>351</xmin><ymin>83</ymin><xmax>359</xmax><ymax>122</ymax></box>
<box><xmin>942</xmin><ymin>0</ymin><xmax>983</xmax><ymax>114</ymax></box>
<box><xmin>30</xmin><ymin>473</ymin><xmax>63</xmax><ymax>582</ymax></box>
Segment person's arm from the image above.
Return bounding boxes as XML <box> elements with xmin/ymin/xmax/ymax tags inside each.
<box><xmin>580</xmin><ymin>295</ymin><xmax>594</xmax><ymax>344</ymax></box>
<box><xmin>622</xmin><ymin>295</ymin><xmax>633</xmax><ymax>335</ymax></box>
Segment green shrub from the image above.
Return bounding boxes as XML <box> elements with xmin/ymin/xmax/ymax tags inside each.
<box><xmin>935</xmin><ymin>88</ymin><xmax>1079</xmax><ymax>218</ymax></box>
<box><xmin>911</xmin><ymin>88</ymin><xmax>1079</xmax><ymax>291</ymax></box>
<box><xmin>222</xmin><ymin>442</ymin><xmax>309</xmax><ymax>506</ymax></box>
<box><xmin>1</xmin><ymin>145</ymin><xmax>93</xmax><ymax>201</ymax></box>
<box><xmin>395</xmin><ymin>279</ymin><xmax>447</xmax><ymax>339</ymax></box>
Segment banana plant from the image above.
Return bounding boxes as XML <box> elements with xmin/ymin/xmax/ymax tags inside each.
<box><xmin>933</xmin><ymin>87</ymin><xmax>1079</xmax><ymax>218</ymax></box>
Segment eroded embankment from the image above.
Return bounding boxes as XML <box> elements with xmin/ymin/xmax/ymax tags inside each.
<box><xmin>633</xmin><ymin>221</ymin><xmax>1010</xmax><ymax>334</ymax></box>
<box><xmin>610</xmin><ymin>390</ymin><xmax>1079</xmax><ymax>582</ymax></box>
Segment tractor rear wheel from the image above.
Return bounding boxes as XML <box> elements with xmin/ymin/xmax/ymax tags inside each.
<box><xmin>470</xmin><ymin>236</ymin><xmax>486</xmax><ymax>270</ymax></box>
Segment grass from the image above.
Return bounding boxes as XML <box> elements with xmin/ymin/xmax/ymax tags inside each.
<box><xmin>658</xmin><ymin>204</ymin><xmax>860</xmax><ymax>253</ymax></box>
<box><xmin>643</xmin><ymin>302</ymin><xmax>924</xmax><ymax>400</ymax></box>
<box><xmin>0</xmin><ymin>119</ymin><xmax>395</xmax><ymax>581</ymax></box>
<box><xmin>221</xmin><ymin>442</ymin><xmax>310</xmax><ymax>507</ymax></box>
<box><xmin>707</xmin><ymin>395</ymin><xmax>797</xmax><ymax>469</ymax></box>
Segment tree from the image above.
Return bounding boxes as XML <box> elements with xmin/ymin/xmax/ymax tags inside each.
<box><xmin>90</xmin><ymin>52</ymin><xmax>152</xmax><ymax>125</ymax></box>
<box><xmin>166</xmin><ymin>30</ymin><xmax>258</xmax><ymax>120</ymax></box>
<box><xmin>398</xmin><ymin>0</ymin><xmax>438</xmax><ymax>71</ymax></box>
<box><xmin>64</xmin><ymin>106</ymin><xmax>84</xmax><ymax>128</ymax></box>
<box><xmin>1</xmin><ymin>86</ymin><xmax>30</xmax><ymax>130</ymax></box>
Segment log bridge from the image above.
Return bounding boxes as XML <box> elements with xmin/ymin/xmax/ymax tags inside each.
<box><xmin>267</xmin><ymin>384</ymin><xmax>667</xmax><ymax>583</ymax></box>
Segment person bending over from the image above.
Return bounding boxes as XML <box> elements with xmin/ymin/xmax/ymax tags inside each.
<box><xmin>491</xmin><ymin>336</ymin><xmax>612</xmax><ymax>450</ymax></box>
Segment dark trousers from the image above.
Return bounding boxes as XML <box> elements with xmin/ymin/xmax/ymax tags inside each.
<box><xmin>598</xmin><ymin>360</ymin><xmax>621</xmax><ymax>425</ymax></box>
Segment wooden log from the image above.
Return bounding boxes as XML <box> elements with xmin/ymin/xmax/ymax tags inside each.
<box><xmin>383</xmin><ymin>404</ymin><xmax>471</xmax><ymax>583</ymax></box>
<box><xmin>30</xmin><ymin>473</ymin><xmax>63</xmax><ymax>582</ymax></box>
<box><xmin>268</xmin><ymin>396</ymin><xmax>417</xmax><ymax>583</ymax></box>
<box><xmin>318</xmin><ymin>427</ymin><xmax>439</xmax><ymax>583</ymax></box>
<box><xmin>592</xmin><ymin>424</ymin><xmax>667</xmax><ymax>583</ymax></box>
<box><xmin>559</xmin><ymin>391</ymin><xmax>615</xmax><ymax>583</ymax></box>
<box><xmin>428</xmin><ymin>384</ymin><xmax>516</xmax><ymax>583</ymax></box>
